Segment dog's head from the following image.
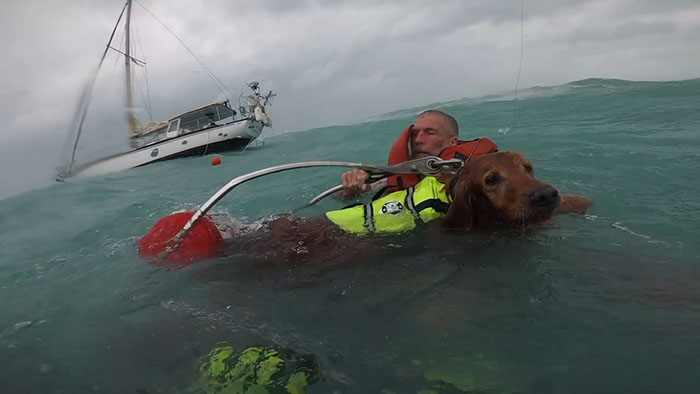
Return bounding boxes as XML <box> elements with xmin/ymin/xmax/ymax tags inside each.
<box><xmin>442</xmin><ymin>151</ymin><xmax>560</xmax><ymax>229</ymax></box>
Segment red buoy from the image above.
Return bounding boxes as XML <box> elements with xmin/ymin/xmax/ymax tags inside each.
<box><xmin>138</xmin><ymin>211</ymin><xmax>223</xmax><ymax>266</ymax></box>
<box><xmin>212</xmin><ymin>157</ymin><xmax>222</xmax><ymax>166</ymax></box>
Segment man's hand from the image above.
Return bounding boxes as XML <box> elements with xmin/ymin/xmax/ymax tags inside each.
<box><xmin>555</xmin><ymin>194</ymin><xmax>592</xmax><ymax>215</ymax></box>
<box><xmin>341</xmin><ymin>169</ymin><xmax>370</xmax><ymax>197</ymax></box>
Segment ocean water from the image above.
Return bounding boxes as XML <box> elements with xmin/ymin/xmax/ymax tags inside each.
<box><xmin>1</xmin><ymin>78</ymin><xmax>699</xmax><ymax>393</ymax></box>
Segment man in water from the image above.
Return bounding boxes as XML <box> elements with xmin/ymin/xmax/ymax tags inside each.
<box><xmin>340</xmin><ymin>109</ymin><xmax>459</xmax><ymax>197</ymax></box>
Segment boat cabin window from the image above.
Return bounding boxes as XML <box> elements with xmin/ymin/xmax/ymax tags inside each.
<box><xmin>167</xmin><ymin>119</ymin><xmax>180</xmax><ymax>133</ymax></box>
<box><xmin>216</xmin><ymin>105</ymin><xmax>235</xmax><ymax>120</ymax></box>
<box><xmin>178</xmin><ymin>104</ymin><xmax>235</xmax><ymax>134</ymax></box>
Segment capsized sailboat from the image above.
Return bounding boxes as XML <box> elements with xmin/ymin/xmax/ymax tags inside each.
<box><xmin>57</xmin><ymin>0</ymin><xmax>274</xmax><ymax>181</ymax></box>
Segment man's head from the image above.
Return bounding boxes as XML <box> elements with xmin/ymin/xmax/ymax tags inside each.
<box><xmin>410</xmin><ymin>110</ymin><xmax>459</xmax><ymax>158</ymax></box>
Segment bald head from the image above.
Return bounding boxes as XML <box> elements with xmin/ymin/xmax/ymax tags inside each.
<box><xmin>411</xmin><ymin>110</ymin><xmax>460</xmax><ymax>158</ymax></box>
<box><xmin>418</xmin><ymin>110</ymin><xmax>459</xmax><ymax>137</ymax></box>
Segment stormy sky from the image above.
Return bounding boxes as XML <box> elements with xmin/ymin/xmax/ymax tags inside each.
<box><xmin>1</xmin><ymin>0</ymin><xmax>699</xmax><ymax>198</ymax></box>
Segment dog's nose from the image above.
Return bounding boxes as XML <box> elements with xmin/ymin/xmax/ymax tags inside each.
<box><xmin>530</xmin><ymin>185</ymin><xmax>559</xmax><ymax>208</ymax></box>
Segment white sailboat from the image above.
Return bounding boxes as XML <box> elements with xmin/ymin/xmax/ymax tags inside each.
<box><xmin>58</xmin><ymin>0</ymin><xmax>274</xmax><ymax>181</ymax></box>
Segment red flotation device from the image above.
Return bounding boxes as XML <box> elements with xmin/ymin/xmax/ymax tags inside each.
<box><xmin>138</xmin><ymin>211</ymin><xmax>224</xmax><ymax>266</ymax></box>
<box><xmin>386</xmin><ymin>126</ymin><xmax>498</xmax><ymax>192</ymax></box>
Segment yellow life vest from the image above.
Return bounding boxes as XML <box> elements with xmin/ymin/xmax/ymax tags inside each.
<box><xmin>325</xmin><ymin>176</ymin><xmax>451</xmax><ymax>234</ymax></box>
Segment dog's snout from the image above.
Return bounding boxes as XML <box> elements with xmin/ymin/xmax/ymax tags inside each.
<box><xmin>530</xmin><ymin>185</ymin><xmax>559</xmax><ymax>208</ymax></box>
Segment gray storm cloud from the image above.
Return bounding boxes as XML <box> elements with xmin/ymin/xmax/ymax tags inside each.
<box><xmin>0</xmin><ymin>0</ymin><xmax>699</xmax><ymax>199</ymax></box>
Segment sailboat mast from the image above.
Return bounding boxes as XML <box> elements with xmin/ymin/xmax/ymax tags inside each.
<box><xmin>124</xmin><ymin>0</ymin><xmax>138</xmax><ymax>137</ymax></box>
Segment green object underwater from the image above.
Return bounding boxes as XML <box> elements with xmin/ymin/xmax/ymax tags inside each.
<box><xmin>191</xmin><ymin>343</ymin><xmax>319</xmax><ymax>394</ymax></box>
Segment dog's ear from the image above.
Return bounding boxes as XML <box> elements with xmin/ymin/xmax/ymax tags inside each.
<box><xmin>442</xmin><ymin>178</ymin><xmax>475</xmax><ymax>230</ymax></box>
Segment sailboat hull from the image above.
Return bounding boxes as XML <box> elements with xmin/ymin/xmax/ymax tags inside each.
<box><xmin>65</xmin><ymin>119</ymin><xmax>263</xmax><ymax>180</ymax></box>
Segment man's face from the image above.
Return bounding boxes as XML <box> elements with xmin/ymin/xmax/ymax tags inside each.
<box><xmin>410</xmin><ymin>113</ymin><xmax>458</xmax><ymax>158</ymax></box>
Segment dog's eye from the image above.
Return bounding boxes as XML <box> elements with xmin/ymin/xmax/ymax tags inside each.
<box><xmin>524</xmin><ymin>163</ymin><xmax>534</xmax><ymax>174</ymax></box>
<box><xmin>484</xmin><ymin>172</ymin><xmax>501</xmax><ymax>186</ymax></box>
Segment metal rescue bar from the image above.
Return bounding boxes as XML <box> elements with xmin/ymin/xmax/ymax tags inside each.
<box><xmin>161</xmin><ymin>156</ymin><xmax>463</xmax><ymax>257</ymax></box>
